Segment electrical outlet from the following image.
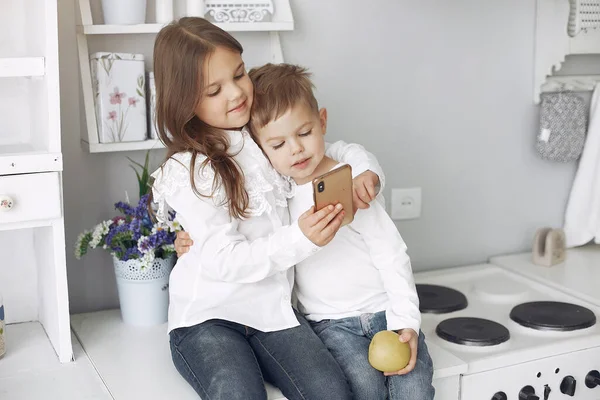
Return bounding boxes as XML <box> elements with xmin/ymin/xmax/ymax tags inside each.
<box><xmin>391</xmin><ymin>187</ymin><xmax>421</xmax><ymax>220</ymax></box>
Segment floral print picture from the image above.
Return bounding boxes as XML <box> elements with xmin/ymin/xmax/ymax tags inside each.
<box><xmin>91</xmin><ymin>52</ymin><xmax>147</xmax><ymax>143</ymax></box>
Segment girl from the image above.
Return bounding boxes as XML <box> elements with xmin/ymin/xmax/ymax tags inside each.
<box><xmin>150</xmin><ymin>18</ymin><xmax>383</xmax><ymax>400</ymax></box>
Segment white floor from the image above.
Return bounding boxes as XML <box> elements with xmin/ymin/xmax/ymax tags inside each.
<box><xmin>0</xmin><ymin>322</ymin><xmax>111</xmax><ymax>400</ymax></box>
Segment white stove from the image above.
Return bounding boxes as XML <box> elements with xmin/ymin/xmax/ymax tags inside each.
<box><xmin>414</xmin><ymin>263</ymin><xmax>600</xmax><ymax>400</ymax></box>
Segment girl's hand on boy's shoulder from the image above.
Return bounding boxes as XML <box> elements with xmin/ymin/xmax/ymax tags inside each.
<box><xmin>299</xmin><ymin>204</ymin><xmax>345</xmax><ymax>247</ymax></box>
<box><xmin>175</xmin><ymin>231</ymin><xmax>193</xmax><ymax>258</ymax></box>
<box><xmin>352</xmin><ymin>171</ymin><xmax>379</xmax><ymax>213</ymax></box>
<box><xmin>383</xmin><ymin>328</ymin><xmax>418</xmax><ymax>377</ymax></box>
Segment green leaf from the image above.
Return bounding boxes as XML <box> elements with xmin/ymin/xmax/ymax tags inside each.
<box><xmin>126</xmin><ymin>156</ymin><xmax>144</xmax><ymax>170</ymax></box>
<box><xmin>127</xmin><ymin>151</ymin><xmax>152</xmax><ymax>198</ymax></box>
<box><xmin>136</xmin><ymin>89</ymin><xmax>144</xmax><ymax>97</ymax></box>
<box><xmin>129</xmin><ymin>165</ymin><xmax>142</xmax><ymax>183</ymax></box>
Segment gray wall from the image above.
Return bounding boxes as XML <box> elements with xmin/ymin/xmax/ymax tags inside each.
<box><xmin>59</xmin><ymin>0</ymin><xmax>582</xmax><ymax>314</ymax></box>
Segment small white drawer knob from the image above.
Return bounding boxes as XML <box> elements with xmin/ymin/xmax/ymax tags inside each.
<box><xmin>0</xmin><ymin>195</ymin><xmax>14</xmax><ymax>212</ymax></box>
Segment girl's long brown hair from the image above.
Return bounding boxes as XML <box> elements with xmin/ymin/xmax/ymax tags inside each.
<box><xmin>153</xmin><ymin>17</ymin><xmax>249</xmax><ymax>219</ymax></box>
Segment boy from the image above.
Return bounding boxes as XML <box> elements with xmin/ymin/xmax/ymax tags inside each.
<box><xmin>178</xmin><ymin>64</ymin><xmax>435</xmax><ymax>400</ymax></box>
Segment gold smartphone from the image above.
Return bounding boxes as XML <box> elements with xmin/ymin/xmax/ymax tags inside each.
<box><xmin>312</xmin><ymin>164</ymin><xmax>354</xmax><ymax>226</ymax></box>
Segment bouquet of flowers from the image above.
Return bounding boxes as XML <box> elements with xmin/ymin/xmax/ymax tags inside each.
<box><xmin>74</xmin><ymin>152</ymin><xmax>181</xmax><ymax>268</ymax></box>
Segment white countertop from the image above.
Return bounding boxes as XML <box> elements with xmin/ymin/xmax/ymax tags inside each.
<box><xmin>490</xmin><ymin>244</ymin><xmax>600</xmax><ymax>306</ymax></box>
<box><xmin>426</xmin><ymin>340</ymin><xmax>467</xmax><ymax>379</ymax></box>
<box><xmin>71</xmin><ymin>310</ymin><xmax>287</xmax><ymax>400</ymax></box>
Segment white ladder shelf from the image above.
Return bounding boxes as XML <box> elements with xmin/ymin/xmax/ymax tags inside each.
<box><xmin>75</xmin><ymin>0</ymin><xmax>293</xmax><ymax>153</ymax></box>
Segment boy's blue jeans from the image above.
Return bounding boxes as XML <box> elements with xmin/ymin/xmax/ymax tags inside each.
<box><xmin>310</xmin><ymin>311</ymin><xmax>435</xmax><ymax>400</ymax></box>
<box><xmin>169</xmin><ymin>311</ymin><xmax>352</xmax><ymax>400</ymax></box>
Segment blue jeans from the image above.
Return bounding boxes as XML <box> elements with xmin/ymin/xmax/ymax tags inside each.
<box><xmin>311</xmin><ymin>311</ymin><xmax>435</xmax><ymax>400</ymax></box>
<box><xmin>169</xmin><ymin>311</ymin><xmax>352</xmax><ymax>400</ymax></box>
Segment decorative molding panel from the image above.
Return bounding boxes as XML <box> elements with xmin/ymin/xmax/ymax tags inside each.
<box><xmin>534</xmin><ymin>0</ymin><xmax>600</xmax><ymax>103</ymax></box>
<box><xmin>205</xmin><ymin>0</ymin><xmax>274</xmax><ymax>23</ymax></box>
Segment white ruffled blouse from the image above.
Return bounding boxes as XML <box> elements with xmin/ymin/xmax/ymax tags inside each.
<box><xmin>152</xmin><ymin>127</ymin><xmax>383</xmax><ymax>333</ymax></box>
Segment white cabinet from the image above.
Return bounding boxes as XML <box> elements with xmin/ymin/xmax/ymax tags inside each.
<box><xmin>0</xmin><ymin>0</ymin><xmax>72</xmax><ymax>362</ymax></box>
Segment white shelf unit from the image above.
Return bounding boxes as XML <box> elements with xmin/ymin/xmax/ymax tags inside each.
<box><xmin>541</xmin><ymin>74</ymin><xmax>600</xmax><ymax>93</ymax></box>
<box><xmin>82</xmin><ymin>138</ymin><xmax>165</xmax><ymax>153</ymax></box>
<box><xmin>76</xmin><ymin>0</ymin><xmax>293</xmax><ymax>153</ymax></box>
<box><xmin>0</xmin><ymin>57</ymin><xmax>45</xmax><ymax>78</ymax></box>
<box><xmin>78</xmin><ymin>21</ymin><xmax>293</xmax><ymax>35</ymax></box>
<box><xmin>0</xmin><ymin>0</ymin><xmax>72</xmax><ymax>363</ymax></box>
<box><xmin>534</xmin><ymin>0</ymin><xmax>600</xmax><ymax>102</ymax></box>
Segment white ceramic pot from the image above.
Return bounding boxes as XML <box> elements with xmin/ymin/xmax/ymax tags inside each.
<box><xmin>185</xmin><ymin>0</ymin><xmax>205</xmax><ymax>17</ymax></box>
<box><xmin>155</xmin><ymin>0</ymin><xmax>174</xmax><ymax>23</ymax></box>
<box><xmin>113</xmin><ymin>255</ymin><xmax>175</xmax><ymax>326</ymax></box>
<box><xmin>101</xmin><ymin>0</ymin><xmax>147</xmax><ymax>25</ymax></box>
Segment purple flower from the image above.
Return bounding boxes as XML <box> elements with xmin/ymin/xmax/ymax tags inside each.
<box><xmin>138</xmin><ymin>236</ymin><xmax>153</xmax><ymax>253</ymax></box>
<box><xmin>80</xmin><ymin>194</ymin><xmax>178</xmax><ymax>263</ymax></box>
<box><xmin>115</xmin><ymin>201</ymin><xmax>135</xmax><ymax>216</ymax></box>
<box><xmin>123</xmin><ymin>246</ymin><xmax>142</xmax><ymax>261</ymax></box>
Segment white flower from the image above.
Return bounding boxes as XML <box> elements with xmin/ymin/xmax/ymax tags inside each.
<box><xmin>137</xmin><ymin>235</ymin><xmax>151</xmax><ymax>254</ymax></box>
<box><xmin>74</xmin><ymin>230</ymin><xmax>91</xmax><ymax>259</ymax></box>
<box><xmin>140</xmin><ymin>251</ymin><xmax>155</xmax><ymax>270</ymax></box>
<box><xmin>89</xmin><ymin>220</ymin><xmax>113</xmax><ymax>248</ymax></box>
<box><xmin>163</xmin><ymin>218</ymin><xmax>182</xmax><ymax>232</ymax></box>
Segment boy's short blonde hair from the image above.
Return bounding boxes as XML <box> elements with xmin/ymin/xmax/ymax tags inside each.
<box><xmin>248</xmin><ymin>63</ymin><xmax>319</xmax><ymax>134</ymax></box>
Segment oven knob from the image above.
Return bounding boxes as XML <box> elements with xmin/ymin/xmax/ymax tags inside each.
<box><xmin>585</xmin><ymin>370</ymin><xmax>600</xmax><ymax>388</ymax></box>
<box><xmin>491</xmin><ymin>392</ymin><xmax>507</xmax><ymax>400</ymax></box>
<box><xmin>519</xmin><ymin>385</ymin><xmax>540</xmax><ymax>400</ymax></box>
<box><xmin>560</xmin><ymin>375</ymin><xmax>576</xmax><ymax>396</ymax></box>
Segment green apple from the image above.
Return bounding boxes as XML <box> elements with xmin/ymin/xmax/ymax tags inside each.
<box><xmin>368</xmin><ymin>330</ymin><xmax>411</xmax><ymax>372</ymax></box>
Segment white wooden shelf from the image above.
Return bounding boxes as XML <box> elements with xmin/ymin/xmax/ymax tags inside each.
<box><xmin>78</xmin><ymin>21</ymin><xmax>293</xmax><ymax>35</ymax></box>
<box><xmin>0</xmin><ymin>0</ymin><xmax>71</xmax><ymax>366</ymax></box>
<box><xmin>82</xmin><ymin>139</ymin><xmax>165</xmax><ymax>153</ymax></box>
<box><xmin>76</xmin><ymin>0</ymin><xmax>293</xmax><ymax>152</ymax></box>
<box><xmin>0</xmin><ymin>57</ymin><xmax>45</xmax><ymax>78</ymax></box>
<box><xmin>534</xmin><ymin>0</ymin><xmax>600</xmax><ymax>103</ymax></box>
<box><xmin>541</xmin><ymin>74</ymin><xmax>600</xmax><ymax>93</ymax></box>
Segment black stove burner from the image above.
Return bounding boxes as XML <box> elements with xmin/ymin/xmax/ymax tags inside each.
<box><xmin>510</xmin><ymin>301</ymin><xmax>597</xmax><ymax>331</ymax></box>
<box><xmin>416</xmin><ymin>284</ymin><xmax>468</xmax><ymax>314</ymax></box>
<box><xmin>436</xmin><ymin>317</ymin><xmax>510</xmax><ymax>346</ymax></box>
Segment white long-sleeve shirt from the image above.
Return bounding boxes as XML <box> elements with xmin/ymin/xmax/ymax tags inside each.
<box><xmin>151</xmin><ymin>128</ymin><xmax>384</xmax><ymax>333</ymax></box>
<box><xmin>289</xmin><ymin>165</ymin><xmax>421</xmax><ymax>334</ymax></box>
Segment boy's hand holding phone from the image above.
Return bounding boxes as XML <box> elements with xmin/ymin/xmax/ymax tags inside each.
<box><xmin>352</xmin><ymin>170</ymin><xmax>380</xmax><ymax>212</ymax></box>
